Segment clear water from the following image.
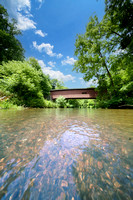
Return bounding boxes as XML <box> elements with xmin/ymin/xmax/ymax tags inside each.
<box><xmin>0</xmin><ymin>108</ymin><xmax>133</xmax><ymax>200</ymax></box>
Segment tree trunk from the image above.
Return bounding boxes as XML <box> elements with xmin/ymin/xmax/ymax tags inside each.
<box><xmin>99</xmin><ymin>51</ymin><xmax>114</xmax><ymax>87</ymax></box>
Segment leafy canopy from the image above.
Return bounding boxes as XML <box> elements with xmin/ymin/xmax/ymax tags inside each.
<box><xmin>0</xmin><ymin>4</ymin><xmax>25</xmax><ymax>63</ymax></box>
<box><xmin>0</xmin><ymin>59</ymin><xmax>52</xmax><ymax>107</ymax></box>
<box><xmin>74</xmin><ymin>16</ymin><xmax>114</xmax><ymax>87</ymax></box>
<box><xmin>50</xmin><ymin>79</ymin><xmax>68</xmax><ymax>90</ymax></box>
<box><xmin>105</xmin><ymin>0</ymin><xmax>133</xmax><ymax>52</ymax></box>
<box><xmin>73</xmin><ymin>3</ymin><xmax>133</xmax><ymax>107</ymax></box>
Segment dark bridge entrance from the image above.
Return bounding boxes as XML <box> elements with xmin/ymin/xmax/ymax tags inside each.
<box><xmin>50</xmin><ymin>88</ymin><xmax>98</xmax><ymax>100</ymax></box>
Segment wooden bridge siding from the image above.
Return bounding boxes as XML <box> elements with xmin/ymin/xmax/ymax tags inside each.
<box><xmin>50</xmin><ymin>89</ymin><xmax>97</xmax><ymax>100</ymax></box>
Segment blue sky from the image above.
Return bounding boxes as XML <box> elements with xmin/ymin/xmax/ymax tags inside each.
<box><xmin>1</xmin><ymin>0</ymin><xmax>105</xmax><ymax>88</ymax></box>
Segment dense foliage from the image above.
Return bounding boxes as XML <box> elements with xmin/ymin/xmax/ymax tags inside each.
<box><xmin>73</xmin><ymin>0</ymin><xmax>133</xmax><ymax>108</ymax></box>
<box><xmin>0</xmin><ymin>4</ymin><xmax>25</xmax><ymax>63</ymax></box>
<box><xmin>55</xmin><ymin>97</ymin><xmax>96</xmax><ymax>108</ymax></box>
<box><xmin>50</xmin><ymin>79</ymin><xmax>68</xmax><ymax>89</ymax></box>
<box><xmin>56</xmin><ymin>96</ymin><xmax>66</xmax><ymax>108</ymax></box>
<box><xmin>0</xmin><ymin>59</ymin><xmax>52</xmax><ymax>107</ymax></box>
<box><xmin>105</xmin><ymin>0</ymin><xmax>133</xmax><ymax>52</ymax></box>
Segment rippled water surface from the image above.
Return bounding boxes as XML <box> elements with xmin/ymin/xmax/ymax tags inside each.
<box><xmin>0</xmin><ymin>108</ymin><xmax>133</xmax><ymax>200</ymax></box>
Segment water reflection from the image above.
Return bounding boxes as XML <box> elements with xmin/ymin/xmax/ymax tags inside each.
<box><xmin>0</xmin><ymin>109</ymin><xmax>133</xmax><ymax>199</ymax></box>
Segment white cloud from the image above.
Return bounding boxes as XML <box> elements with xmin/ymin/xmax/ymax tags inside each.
<box><xmin>17</xmin><ymin>0</ymin><xmax>31</xmax><ymax>11</ymax></box>
<box><xmin>38</xmin><ymin>60</ymin><xmax>46</xmax><ymax>67</ymax></box>
<box><xmin>37</xmin><ymin>0</ymin><xmax>45</xmax><ymax>9</ymax></box>
<box><xmin>43</xmin><ymin>68</ymin><xmax>75</xmax><ymax>82</ymax></box>
<box><xmin>48</xmin><ymin>61</ymin><xmax>56</xmax><ymax>68</ymax></box>
<box><xmin>79</xmin><ymin>78</ymin><xmax>98</xmax><ymax>87</ymax></box>
<box><xmin>57</xmin><ymin>53</ymin><xmax>63</xmax><ymax>59</ymax></box>
<box><xmin>33</xmin><ymin>41</ymin><xmax>55</xmax><ymax>56</ymax></box>
<box><xmin>35</xmin><ymin>30</ymin><xmax>47</xmax><ymax>37</ymax></box>
<box><xmin>1</xmin><ymin>0</ymin><xmax>31</xmax><ymax>15</ymax></box>
<box><xmin>61</xmin><ymin>56</ymin><xmax>76</xmax><ymax>66</ymax></box>
<box><xmin>38</xmin><ymin>60</ymin><xmax>75</xmax><ymax>82</ymax></box>
<box><xmin>1</xmin><ymin>0</ymin><xmax>36</xmax><ymax>31</ymax></box>
<box><xmin>38</xmin><ymin>0</ymin><xmax>43</xmax><ymax>2</ymax></box>
<box><xmin>17</xmin><ymin>13</ymin><xmax>36</xmax><ymax>31</ymax></box>
<box><xmin>33</xmin><ymin>41</ymin><xmax>63</xmax><ymax>58</ymax></box>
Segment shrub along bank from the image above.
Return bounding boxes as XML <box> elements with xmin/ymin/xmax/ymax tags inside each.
<box><xmin>55</xmin><ymin>96</ymin><xmax>96</xmax><ymax>108</ymax></box>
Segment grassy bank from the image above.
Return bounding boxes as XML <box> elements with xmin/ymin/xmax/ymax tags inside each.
<box><xmin>0</xmin><ymin>97</ymin><xmax>97</xmax><ymax>109</ymax></box>
<box><xmin>0</xmin><ymin>100</ymin><xmax>24</xmax><ymax>110</ymax></box>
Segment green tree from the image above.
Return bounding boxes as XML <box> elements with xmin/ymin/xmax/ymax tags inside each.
<box><xmin>50</xmin><ymin>79</ymin><xmax>58</xmax><ymax>89</ymax></box>
<box><xmin>28</xmin><ymin>57</ymin><xmax>52</xmax><ymax>98</ymax></box>
<box><xmin>105</xmin><ymin>0</ymin><xmax>133</xmax><ymax>52</ymax></box>
<box><xmin>74</xmin><ymin>16</ymin><xmax>115</xmax><ymax>89</ymax></box>
<box><xmin>50</xmin><ymin>79</ymin><xmax>68</xmax><ymax>90</ymax></box>
<box><xmin>68</xmin><ymin>99</ymin><xmax>80</xmax><ymax>108</ymax></box>
<box><xmin>56</xmin><ymin>96</ymin><xmax>66</xmax><ymax>108</ymax></box>
<box><xmin>83</xmin><ymin>100</ymin><xmax>88</xmax><ymax>108</ymax></box>
<box><xmin>0</xmin><ymin>60</ymin><xmax>51</xmax><ymax>107</ymax></box>
<box><xmin>110</xmin><ymin>54</ymin><xmax>133</xmax><ymax>98</ymax></box>
<box><xmin>28</xmin><ymin>57</ymin><xmax>41</xmax><ymax>71</ymax></box>
<box><xmin>73</xmin><ymin>14</ymin><xmax>133</xmax><ymax>107</ymax></box>
<box><xmin>56</xmin><ymin>81</ymin><xmax>68</xmax><ymax>89</ymax></box>
<box><xmin>0</xmin><ymin>4</ymin><xmax>24</xmax><ymax>63</ymax></box>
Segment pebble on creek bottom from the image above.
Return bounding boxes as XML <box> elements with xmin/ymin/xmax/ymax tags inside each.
<box><xmin>61</xmin><ymin>180</ymin><xmax>68</xmax><ymax>187</ymax></box>
<box><xmin>56</xmin><ymin>192</ymin><xmax>66</xmax><ymax>200</ymax></box>
<box><xmin>114</xmin><ymin>181</ymin><xmax>121</xmax><ymax>188</ymax></box>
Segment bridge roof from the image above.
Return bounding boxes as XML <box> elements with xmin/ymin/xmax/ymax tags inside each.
<box><xmin>50</xmin><ymin>88</ymin><xmax>96</xmax><ymax>92</ymax></box>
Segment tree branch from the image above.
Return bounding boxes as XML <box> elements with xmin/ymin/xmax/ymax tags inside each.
<box><xmin>99</xmin><ymin>50</ymin><xmax>114</xmax><ymax>87</ymax></box>
<box><xmin>111</xmin><ymin>30</ymin><xmax>121</xmax><ymax>37</ymax></box>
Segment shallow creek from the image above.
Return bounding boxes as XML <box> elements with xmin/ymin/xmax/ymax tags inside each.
<box><xmin>0</xmin><ymin>108</ymin><xmax>133</xmax><ymax>200</ymax></box>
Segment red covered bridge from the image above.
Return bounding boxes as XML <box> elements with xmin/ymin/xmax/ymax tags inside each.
<box><xmin>50</xmin><ymin>88</ymin><xmax>98</xmax><ymax>100</ymax></box>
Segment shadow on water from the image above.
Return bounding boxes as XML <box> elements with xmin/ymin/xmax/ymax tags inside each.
<box><xmin>0</xmin><ymin>108</ymin><xmax>133</xmax><ymax>199</ymax></box>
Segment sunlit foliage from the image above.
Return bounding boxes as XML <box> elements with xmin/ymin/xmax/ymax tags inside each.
<box><xmin>0</xmin><ymin>60</ymin><xmax>51</xmax><ymax>107</ymax></box>
<box><xmin>73</xmin><ymin>3</ymin><xmax>133</xmax><ymax>108</ymax></box>
<box><xmin>0</xmin><ymin>4</ymin><xmax>25</xmax><ymax>63</ymax></box>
